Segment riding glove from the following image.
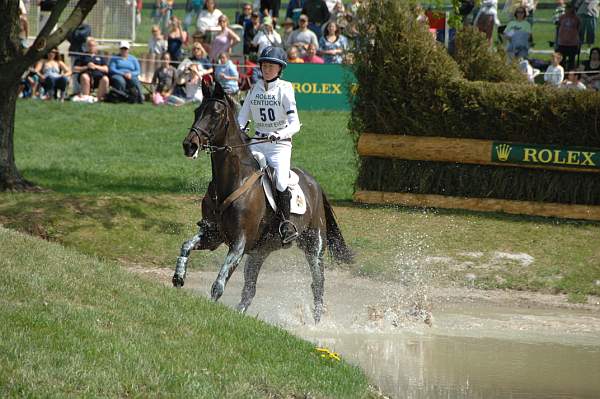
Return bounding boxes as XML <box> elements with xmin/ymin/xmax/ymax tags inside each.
<box><xmin>268</xmin><ymin>133</ymin><xmax>281</xmax><ymax>142</ymax></box>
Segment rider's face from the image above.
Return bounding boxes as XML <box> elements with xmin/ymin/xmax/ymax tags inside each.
<box><xmin>261</xmin><ymin>62</ymin><xmax>281</xmax><ymax>81</ymax></box>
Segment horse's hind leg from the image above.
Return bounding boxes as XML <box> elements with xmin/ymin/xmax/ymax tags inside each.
<box><xmin>236</xmin><ymin>252</ymin><xmax>268</xmax><ymax>313</ymax></box>
<box><xmin>301</xmin><ymin>229</ymin><xmax>326</xmax><ymax>323</ymax></box>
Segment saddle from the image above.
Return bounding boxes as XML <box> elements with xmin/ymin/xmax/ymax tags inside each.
<box><xmin>252</xmin><ymin>151</ymin><xmax>307</xmax><ymax>215</ymax></box>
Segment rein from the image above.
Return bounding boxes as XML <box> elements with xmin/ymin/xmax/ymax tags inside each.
<box><xmin>190</xmin><ymin>125</ymin><xmax>272</xmax><ymax>154</ymax></box>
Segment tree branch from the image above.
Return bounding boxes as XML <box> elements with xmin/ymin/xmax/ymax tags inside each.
<box><xmin>34</xmin><ymin>0</ymin><xmax>70</xmax><ymax>45</ymax></box>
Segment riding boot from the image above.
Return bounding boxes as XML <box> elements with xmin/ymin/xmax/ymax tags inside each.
<box><xmin>276</xmin><ymin>188</ymin><xmax>298</xmax><ymax>244</ymax></box>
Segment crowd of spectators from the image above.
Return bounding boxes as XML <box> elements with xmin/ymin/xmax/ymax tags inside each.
<box><xmin>18</xmin><ymin>0</ymin><xmax>361</xmax><ymax>105</ymax></box>
<box><xmin>458</xmin><ymin>0</ymin><xmax>600</xmax><ymax>90</ymax></box>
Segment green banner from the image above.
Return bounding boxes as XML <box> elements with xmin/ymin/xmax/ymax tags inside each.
<box><xmin>282</xmin><ymin>63</ymin><xmax>356</xmax><ymax>111</ymax></box>
<box><xmin>491</xmin><ymin>141</ymin><xmax>600</xmax><ymax>169</ymax></box>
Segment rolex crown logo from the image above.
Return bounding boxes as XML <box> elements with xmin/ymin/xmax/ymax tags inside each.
<box><xmin>495</xmin><ymin>143</ymin><xmax>512</xmax><ymax>162</ymax></box>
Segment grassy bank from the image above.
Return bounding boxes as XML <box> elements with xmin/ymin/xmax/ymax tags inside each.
<box><xmin>0</xmin><ymin>227</ymin><xmax>376</xmax><ymax>398</ymax></box>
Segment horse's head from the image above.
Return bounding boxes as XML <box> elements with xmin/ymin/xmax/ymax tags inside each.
<box><xmin>183</xmin><ymin>81</ymin><xmax>233</xmax><ymax>158</ymax></box>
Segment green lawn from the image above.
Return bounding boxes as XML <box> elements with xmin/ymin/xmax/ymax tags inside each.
<box><xmin>0</xmin><ymin>227</ymin><xmax>376</xmax><ymax>398</ymax></box>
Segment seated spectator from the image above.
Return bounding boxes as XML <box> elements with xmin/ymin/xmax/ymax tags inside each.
<box><xmin>196</xmin><ymin>0</ymin><xmax>223</xmax><ymax>35</ymax></box>
<box><xmin>174</xmin><ymin>59</ymin><xmax>210</xmax><ymax>102</ymax></box>
<box><xmin>215</xmin><ymin>52</ymin><xmax>239</xmax><ymax>96</ymax></box>
<box><xmin>286</xmin><ymin>0</ymin><xmax>306</xmax><ymax>26</ymax></box>
<box><xmin>72</xmin><ymin>38</ymin><xmax>109</xmax><ymax>102</ymax></box>
<box><xmin>473</xmin><ymin>0</ymin><xmax>499</xmax><ymax>46</ymax></box>
<box><xmin>18</xmin><ymin>61</ymin><xmax>42</xmax><ymax>99</ymax></box>
<box><xmin>236</xmin><ymin>2</ymin><xmax>253</xmax><ymax>27</ymax></box>
<box><xmin>557</xmin><ymin>3</ymin><xmax>580</xmax><ymax>71</ymax></box>
<box><xmin>243</xmin><ymin>12</ymin><xmax>261</xmax><ymax>55</ymax></box>
<box><xmin>281</xmin><ymin>17</ymin><xmax>296</xmax><ymax>46</ymax></box>
<box><xmin>518</xmin><ymin>58</ymin><xmax>540</xmax><ymax>83</ymax></box>
<box><xmin>286</xmin><ymin>14</ymin><xmax>318</xmax><ymax>56</ymax></box>
<box><xmin>252</xmin><ymin>17</ymin><xmax>282</xmax><ymax>55</ymax></box>
<box><xmin>209</xmin><ymin>15</ymin><xmax>241</xmax><ymax>62</ymax></box>
<box><xmin>108</xmin><ymin>41</ymin><xmax>144</xmax><ymax>103</ymax></box>
<box><xmin>189</xmin><ymin>43</ymin><xmax>213</xmax><ymax>74</ymax></box>
<box><xmin>580</xmin><ymin>47</ymin><xmax>600</xmax><ymax>90</ymax></box>
<box><xmin>184</xmin><ymin>0</ymin><xmax>204</xmax><ymax>32</ymax></box>
<box><xmin>302</xmin><ymin>0</ymin><xmax>330</xmax><ymax>38</ymax></box>
<box><xmin>287</xmin><ymin>46</ymin><xmax>305</xmax><ymax>63</ymax></box>
<box><xmin>504</xmin><ymin>7</ymin><xmax>531</xmax><ymax>59</ymax></box>
<box><xmin>302</xmin><ymin>43</ymin><xmax>324</xmax><ymax>63</ymax></box>
<box><xmin>561</xmin><ymin>70</ymin><xmax>586</xmax><ymax>90</ymax></box>
<box><xmin>148</xmin><ymin>25</ymin><xmax>168</xmax><ymax>56</ymax></box>
<box><xmin>152</xmin><ymin>53</ymin><xmax>181</xmax><ymax>105</ymax></box>
<box><xmin>318</xmin><ymin>21</ymin><xmax>348</xmax><ymax>63</ymax></box>
<box><xmin>35</xmin><ymin>48</ymin><xmax>71</xmax><ymax>101</ymax></box>
<box><xmin>167</xmin><ymin>16</ymin><xmax>188</xmax><ymax>63</ymax></box>
<box><xmin>544</xmin><ymin>52</ymin><xmax>565</xmax><ymax>87</ymax></box>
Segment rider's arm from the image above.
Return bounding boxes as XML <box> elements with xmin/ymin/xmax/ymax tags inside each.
<box><xmin>276</xmin><ymin>82</ymin><xmax>300</xmax><ymax>140</ymax></box>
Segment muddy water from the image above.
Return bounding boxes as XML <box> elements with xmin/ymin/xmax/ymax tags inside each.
<box><xmin>174</xmin><ymin>258</ymin><xmax>600</xmax><ymax>399</ymax></box>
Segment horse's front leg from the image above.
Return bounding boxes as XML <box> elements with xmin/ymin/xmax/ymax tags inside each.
<box><xmin>211</xmin><ymin>237</ymin><xmax>246</xmax><ymax>301</ymax></box>
<box><xmin>173</xmin><ymin>233</ymin><xmax>204</xmax><ymax>288</ymax></box>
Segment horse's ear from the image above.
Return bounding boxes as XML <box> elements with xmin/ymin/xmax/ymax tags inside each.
<box><xmin>201</xmin><ymin>80</ymin><xmax>211</xmax><ymax>99</ymax></box>
<box><xmin>213</xmin><ymin>81</ymin><xmax>225</xmax><ymax>99</ymax></box>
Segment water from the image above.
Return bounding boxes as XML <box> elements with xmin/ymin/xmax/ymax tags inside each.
<box><xmin>176</xmin><ymin>263</ymin><xmax>600</xmax><ymax>399</ymax></box>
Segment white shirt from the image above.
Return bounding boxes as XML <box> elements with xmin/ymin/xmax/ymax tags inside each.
<box><xmin>196</xmin><ymin>9</ymin><xmax>223</xmax><ymax>33</ymax></box>
<box><xmin>252</xmin><ymin>30</ymin><xmax>283</xmax><ymax>57</ymax></box>
<box><xmin>238</xmin><ymin>78</ymin><xmax>300</xmax><ymax>139</ymax></box>
<box><xmin>544</xmin><ymin>64</ymin><xmax>564</xmax><ymax>86</ymax></box>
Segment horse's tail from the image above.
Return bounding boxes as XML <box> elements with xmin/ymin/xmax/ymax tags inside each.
<box><xmin>322</xmin><ymin>192</ymin><xmax>354</xmax><ymax>264</ymax></box>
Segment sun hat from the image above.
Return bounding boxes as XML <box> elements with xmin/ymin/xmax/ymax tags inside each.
<box><xmin>263</xmin><ymin>16</ymin><xmax>273</xmax><ymax>26</ymax></box>
<box><xmin>118</xmin><ymin>40</ymin><xmax>130</xmax><ymax>49</ymax></box>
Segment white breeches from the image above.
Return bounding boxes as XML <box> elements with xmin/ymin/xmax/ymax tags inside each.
<box><xmin>252</xmin><ymin>141</ymin><xmax>292</xmax><ymax>192</ymax></box>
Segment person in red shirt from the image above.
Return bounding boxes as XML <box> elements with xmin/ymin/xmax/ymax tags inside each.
<box><xmin>302</xmin><ymin>43</ymin><xmax>324</xmax><ymax>63</ymax></box>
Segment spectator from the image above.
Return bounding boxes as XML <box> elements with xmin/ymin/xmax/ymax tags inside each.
<box><xmin>286</xmin><ymin>14</ymin><xmax>318</xmax><ymax>56</ymax></box>
<box><xmin>73</xmin><ymin>38</ymin><xmax>109</xmax><ymax>102</ymax></box>
<box><xmin>544</xmin><ymin>52</ymin><xmax>565</xmax><ymax>86</ymax></box>
<box><xmin>575</xmin><ymin>0</ymin><xmax>599</xmax><ymax>46</ymax></box>
<box><xmin>174</xmin><ymin>59</ymin><xmax>208</xmax><ymax>102</ymax></box>
<box><xmin>561</xmin><ymin>70</ymin><xmax>587</xmax><ymax>89</ymax></box>
<box><xmin>557</xmin><ymin>3</ymin><xmax>581</xmax><ymax>71</ymax></box>
<box><xmin>244</xmin><ymin>12</ymin><xmax>262</xmax><ymax>55</ymax></box>
<box><xmin>281</xmin><ymin>17</ymin><xmax>296</xmax><ymax>46</ymax></box>
<box><xmin>184</xmin><ymin>0</ymin><xmax>204</xmax><ymax>32</ymax></box>
<box><xmin>331</xmin><ymin>1</ymin><xmax>349</xmax><ymax>29</ymax></box>
<box><xmin>302</xmin><ymin>0</ymin><xmax>331</xmax><ymax>38</ymax></box>
<box><xmin>504</xmin><ymin>6</ymin><xmax>532</xmax><ymax>59</ymax></box>
<box><xmin>35</xmin><ymin>48</ymin><xmax>70</xmax><ymax>101</ymax></box>
<box><xmin>67</xmin><ymin>23</ymin><xmax>92</xmax><ymax>65</ymax></box>
<box><xmin>318</xmin><ymin>21</ymin><xmax>348</xmax><ymax>63</ymax></box>
<box><xmin>109</xmin><ymin>41</ymin><xmax>144</xmax><ymax>103</ymax></box>
<box><xmin>580</xmin><ymin>47</ymin><xmax>600</xmax><ymax>89</ymax></box>
<box><xmin>287</xmin><ymin>46</ymin><xmax>305</xmax><ymax>63</ymax></box>
<box><xmin>473</xmin><ymin>0</ymin><xmax>499</xmax><ymax>46</ymax></box>
<box><xmin>286</xmin><ymin>0</ymin><xmax>306</xmax><ymax>26</ymax></box>
<box><xmin>18</xmin><ymin>0</ymin><xmax>28</xmax><ymax>48</ymax></box>
<box><xmin>209</xmin><ymin>15</ymin><xmax>241</xmax><ymax>62</ymax></box>
<box><xmin>19</xmin><ymin>61</ymin><xmax>42</xmax><ymax>99</ymax></box>
<box><xmin>196</xmin><ymin>0</ymin><xmax>223</xmax><ymax>35</ymax></box>
<box><xmin>518</xmin><ymin>58</ymin><xmax>540</xmax><ymax>82</ymax></box>
<box><xmin>149</xmin><ymin>25</ymin><xmax>168</xmax><ymax>55</ymax></box>
<box><xmin>236</xmin><ymin>2</ymin><xmax>253</xmax><ymax>27</ymax></box>
<box><xmin>215</xmin><ymin>52</ymin><xmax>239</xmax><ymax>96</ymax></box>
<box><xmin>152</xmin><ymin>53</ymin><xmax>179</xmax><ymax>105</ymax></box>
<box><xmin>552</xmin><ymin>0</ymin><xmax>566</xmax><ymax>49</ymax></box>
<box><xmin>189</xmin><ymin>43</ymin><xmax>213</xmax><ymax>73</ymax></box>
<box><xmin>302</xmin><ymin>43</ymin><xmax>324</xmax><ymax>63</ymax></box>
<box><xmin>167</xmin><ymin>16</ymin><xmax>188</xmax><ymax>63</ymax></box>
<box><xmin>252</xmin><ymin>16</ymin><xmax>283</xmax><ymax>55</ymax></box>
<box><xmin>325</xmin><ymin>0</ymin><xmax>338</xmax><ymax>13</ymax></box>
<box><xmin>154</xmin><ymin>0</ymin><xmax>174</xmax><ymax>33</ymax></box>
<box><xmin>521</xmin><ymin>0</ymin><xmax>537</xmax><ymax>26</ymax></box>
<box><xmin>260</xmin><ymin>0</ymin><xmax>281</xmax><ymax>25</ymax></box>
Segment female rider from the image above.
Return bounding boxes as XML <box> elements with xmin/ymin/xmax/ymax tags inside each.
<box><xmin>237</xmin><ymin>46</ymin><xmax>301</xmax><ymax>244</ymax></box>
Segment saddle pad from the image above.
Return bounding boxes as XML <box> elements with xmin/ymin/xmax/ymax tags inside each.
<box><xmin>262</xmin><ymin>172</ymin><xmax>307</xmax><ymax>215</ymax></box>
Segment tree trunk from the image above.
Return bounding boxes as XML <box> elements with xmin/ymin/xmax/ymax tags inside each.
<box><xmin>0</xmin><ymin>81</ymin><xmax>35</xmax><ymax>191</ymax></box>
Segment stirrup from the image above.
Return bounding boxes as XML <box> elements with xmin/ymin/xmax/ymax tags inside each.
<box><xmin>279</xmin><ymin>220</ymin><xmax>299</xmax><ymax>244</ymax></box>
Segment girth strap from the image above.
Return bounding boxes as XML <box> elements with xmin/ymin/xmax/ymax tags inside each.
<box><xmin>218</xmin><ymin>171</ymin><xmax>264</xmax><ymax>215</ymax></box>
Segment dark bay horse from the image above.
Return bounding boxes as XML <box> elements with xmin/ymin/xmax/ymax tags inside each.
<box><xmin>174</xmin><ymin>82</ymin><xmax>353</xmax><ymax>322</ymax></box>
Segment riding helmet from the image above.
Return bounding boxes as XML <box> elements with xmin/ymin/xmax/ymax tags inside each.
<box><xmin>258</xmin><ymin>46</ymin><xmax>287</xmax><ymax>69</ymax></box>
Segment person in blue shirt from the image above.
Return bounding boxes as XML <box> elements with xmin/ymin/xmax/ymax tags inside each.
<box><xmin>215</xmin><ymin>52</ymin><xmax>239</xmax><ymax>95</ymax></box>
<box><xmin>108</xmin><ymin>40</ymin><xmax>144</xmax><ymax>103</ymax></box>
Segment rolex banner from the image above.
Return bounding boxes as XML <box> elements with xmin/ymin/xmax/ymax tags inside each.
<box><xmin>492</xmin><ymin>142</ymin><xmax>600</xmax><ymax>170</ymax></box>
<box><xmin>283</xmin><ymin>64</ymin><xmax>356</xmax><ymax>111</ymax></box>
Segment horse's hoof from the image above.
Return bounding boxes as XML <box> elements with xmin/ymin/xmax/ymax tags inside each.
<box><xmin>235</xmin><ymin>303</ymin><xmax>248</xmax><ymax>313</ymax></box>
<box><xmin>211</xmin><ymin>280</ymin><xmax>224</xmax><ymax>301</ymax></box>
<box><xmin>172</xmin><ymin>274</ymin><xmax>185</xmax><ymax>288</ymax></box>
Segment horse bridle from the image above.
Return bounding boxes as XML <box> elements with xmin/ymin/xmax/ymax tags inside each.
<box><xmin>188</xmin><ymin>98</ymin><xmax>271</xmax><ymax>154</ymax></box>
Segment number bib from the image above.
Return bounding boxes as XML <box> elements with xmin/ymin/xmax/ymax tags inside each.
<box><xmin>246</xmin><ymin>80</ymin><xmax>295</xmax><ymax>133</ymax></box>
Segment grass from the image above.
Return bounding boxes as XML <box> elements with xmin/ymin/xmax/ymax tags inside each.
<box><xmin>5</xmin><ymin>101</ymin><xmax>600</xmax><ymax>299</ymax></box>
<box><xmin>0</xmin><ymin>227</ymin><xmax>376</xmax><ymax>398</ymax></box>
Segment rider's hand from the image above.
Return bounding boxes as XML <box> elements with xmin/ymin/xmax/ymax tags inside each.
<box><xmin>268</xmin><ymin>133</ymin><xmax>280</xmax><ymax>142</ymax></box>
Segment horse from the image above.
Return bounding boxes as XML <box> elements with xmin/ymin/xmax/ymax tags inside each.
<box><xmin>173</xmin><ymin>82</ymin><xmax>353</xmax><ymax>323</ymax></box>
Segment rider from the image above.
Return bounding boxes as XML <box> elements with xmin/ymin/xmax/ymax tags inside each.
<box><xmin>237</xmin><ymin>46</ymin><xmax>301</xmax><ymax>244</ymax></box>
